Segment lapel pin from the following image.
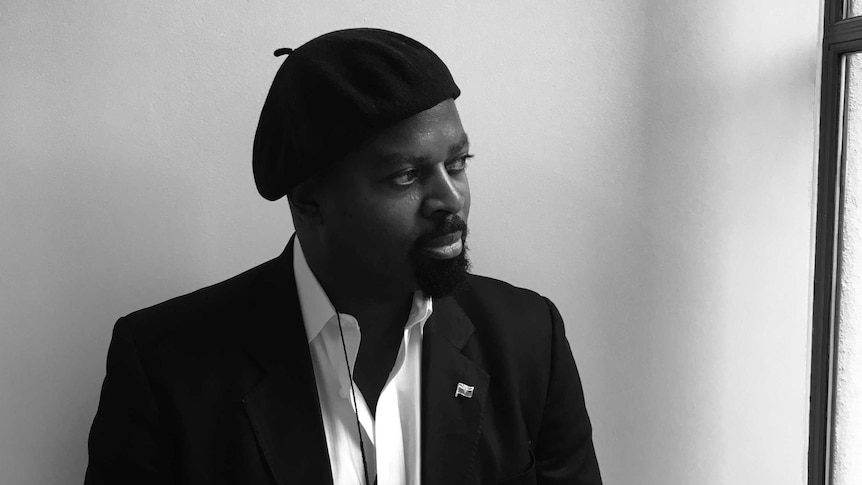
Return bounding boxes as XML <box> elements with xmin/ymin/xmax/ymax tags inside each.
<box><xmin>455</xmin><ymin>382</ymin><xmax>474</xmax><ymax>398</ymax></box>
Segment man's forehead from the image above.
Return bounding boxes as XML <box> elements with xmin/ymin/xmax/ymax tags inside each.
<box><xmin>360</xmin><ymin>99</ymin><xmax>468</xmax><ymax>157</ymax></box>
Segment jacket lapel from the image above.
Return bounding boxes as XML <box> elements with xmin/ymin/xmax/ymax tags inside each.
<box><xmin>240</xmin><ymin>240</ymin><xmax>333</xmax><ymax>485</ymax></box>
<box><xmin>422</xmin><ymin>296</ymin><xmax>489</xmax><ymax>485</ymax></box>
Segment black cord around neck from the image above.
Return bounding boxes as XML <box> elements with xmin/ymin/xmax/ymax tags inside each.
<box><xmin>335</xmin><ymin>311</ymin><xmax>371</xmax><ymax>485</ymax></box>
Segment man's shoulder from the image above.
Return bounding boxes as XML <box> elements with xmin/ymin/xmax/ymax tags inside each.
<box><xmin>459</xmin><ymin>273</ymin><xmax>551</xmax><ymax>313</ymax></box>
<box><xmin>116</xmin><ymin>256</ymin><xmax>285</xmax><ymax>346</ymax></box>
<box><xmin>455</xmin><ymin>273</ymin><xmax>557</xmax><ymax>335</ymax></box>
<box><xmin>452</xmin><ymin>275</ymin><xmax>566</xmax><ymax>385</ymax></box>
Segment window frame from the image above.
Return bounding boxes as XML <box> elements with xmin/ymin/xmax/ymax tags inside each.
<box><xmin>810</xmin><ymin>2</ymin><xmax>862</xmax><ymax>484</ymax></box>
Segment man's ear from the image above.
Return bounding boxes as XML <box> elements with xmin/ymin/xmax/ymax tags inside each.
<box><xmin>287</xmin><ymin>178</ymin><xmax>323</xmax><ymax>223</ymax></box>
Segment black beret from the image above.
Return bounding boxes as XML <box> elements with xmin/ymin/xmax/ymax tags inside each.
<box><xmin>252</xmin><ymin>28</ymin><xmax>461</xmax><ymax>201</ymax></box>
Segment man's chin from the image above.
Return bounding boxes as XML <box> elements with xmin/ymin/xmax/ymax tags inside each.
<box><xmin>412</xmin><ymin>244</ymin><xmax>471</xmax><ymax>299</ymax></box>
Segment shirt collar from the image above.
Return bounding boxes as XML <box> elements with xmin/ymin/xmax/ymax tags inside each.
<box><xmin>293</xmin><ymin>237</ymin><xmax>433</xmax><ymax>343</ymax></box>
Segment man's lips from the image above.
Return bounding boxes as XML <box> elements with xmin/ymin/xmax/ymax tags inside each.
<box><xmin>418</xmin><ymin>231</ymin><xmax>463</xmax><ymax>259</ymax></box>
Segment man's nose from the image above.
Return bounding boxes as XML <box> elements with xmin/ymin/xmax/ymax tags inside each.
<box><xmin>422</xmin><ymin>166</ymin><xmax>466</xmax><ymax>217</ymax></box>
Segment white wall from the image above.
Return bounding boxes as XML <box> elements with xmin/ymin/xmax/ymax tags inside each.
<box><xmin>834</xmin><ymin>52</ymin><xmax>862</xmax><ymax>485</ymax></box>
<box><xmin>0</xmin><ymin>1</ymin><xmax>821</xmax><ymax>484</ymax></box>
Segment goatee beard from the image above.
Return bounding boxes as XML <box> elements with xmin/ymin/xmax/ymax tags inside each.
<box><xmin>411</xmin><ymin>215</ymin><xmax>471</xmax><ymax>299</ymax></box>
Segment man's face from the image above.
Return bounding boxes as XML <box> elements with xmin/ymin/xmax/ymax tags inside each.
<box><xmin>317</xmin><ymin>99</ymin><xmax>472</xmax><ymax>298</ymax></box>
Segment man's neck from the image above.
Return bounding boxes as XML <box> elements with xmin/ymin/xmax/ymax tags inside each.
<box><xmin>300</xmin><ymin>239</ymin><xmax>416</xmax><ymax>333</ymax></box>
<box><xmin>310</xmin><ymin>266</ymin><xmax>416</xmax><ymax>415</ymax></box>
<box><xmin>339</xmin><ymin>290</ymin><xmax>414</xmax><ymax>329</ymax></box>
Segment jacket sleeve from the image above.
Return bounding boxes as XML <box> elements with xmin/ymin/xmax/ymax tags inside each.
<box><xmin>534</xmin><ymin>298</ymin><xmax>602</xmax><ymax>485</ymax></box>
<box><xmin>84</xmin><ymin>318</ymin><xmax>177</xmax><ymax>484</ymax></box>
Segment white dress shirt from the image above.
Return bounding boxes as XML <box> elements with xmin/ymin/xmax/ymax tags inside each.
<box><xmin>293</xmin><ymin>239</ymin><xmax>432</xmax><ymax>485</ymax></box>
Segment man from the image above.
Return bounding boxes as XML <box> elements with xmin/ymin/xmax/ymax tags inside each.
<box><xmin>85</xmin><ymin>28</ymin><xmax>601</xmax><ymax>484</ymax></box>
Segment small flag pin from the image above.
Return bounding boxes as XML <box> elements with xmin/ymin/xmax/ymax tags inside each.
<box><xmin>455</xmin><ymin>382</ymin><xmax>474</xmax><ymax>398</ymax></box>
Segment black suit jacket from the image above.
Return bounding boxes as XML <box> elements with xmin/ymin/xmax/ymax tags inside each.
<box><xmin>85</xmin><ymin>241</ymin><xmax>601</xmax><ymax>484</ymax></box>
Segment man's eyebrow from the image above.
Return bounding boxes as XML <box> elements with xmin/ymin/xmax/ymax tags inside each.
<box><xmin>447</xmin><ymin>134</ymin><xmax>471</xmax><ymax>157</ymax></box>
<box><xmin>377</xmin><ymin>134</ymin><xmax>471</xmax><ymax>168</ymax></box>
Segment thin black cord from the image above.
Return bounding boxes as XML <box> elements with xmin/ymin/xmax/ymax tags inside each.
<box><xmin>335</xmin><ymin>312</ymin><xmax>371</xmax><ymax>485</ymax></box>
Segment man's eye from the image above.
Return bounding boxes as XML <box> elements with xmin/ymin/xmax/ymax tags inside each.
<box><xmin>446</xmin><ymin>154</ymin><xmax>474</xmax><ymax>174</ymax></box>
<box><xmin>390</xmin><ymin>169</ymin><xmax>419</xmax><ymax>186</ymax></box>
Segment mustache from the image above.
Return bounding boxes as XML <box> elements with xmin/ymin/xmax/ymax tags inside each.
<box><xmin>414</xmin><ymin>215</ymin><xmax>468</xmax><ymax>248</ymax></box>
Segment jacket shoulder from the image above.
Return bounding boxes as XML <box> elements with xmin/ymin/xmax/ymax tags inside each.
<box><xmin>116</xmin><ymin>256</ymin><xmax>283</xmax><ymax>348</ymax></box>
<box><xmin>457</xmin><ymin>273</ymin><xmax>553</xmax><ymax>320</ymax></box>
<box><xmin>454</xmin><ymin>274</ymin><xmax>559</xmax><ymax>351</ymax></box>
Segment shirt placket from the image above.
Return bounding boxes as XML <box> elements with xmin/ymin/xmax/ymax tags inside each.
<box><xmin>325</xmin><ymin>314</ymin><xmax>377</xmax><ymax>484</ymax></box>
